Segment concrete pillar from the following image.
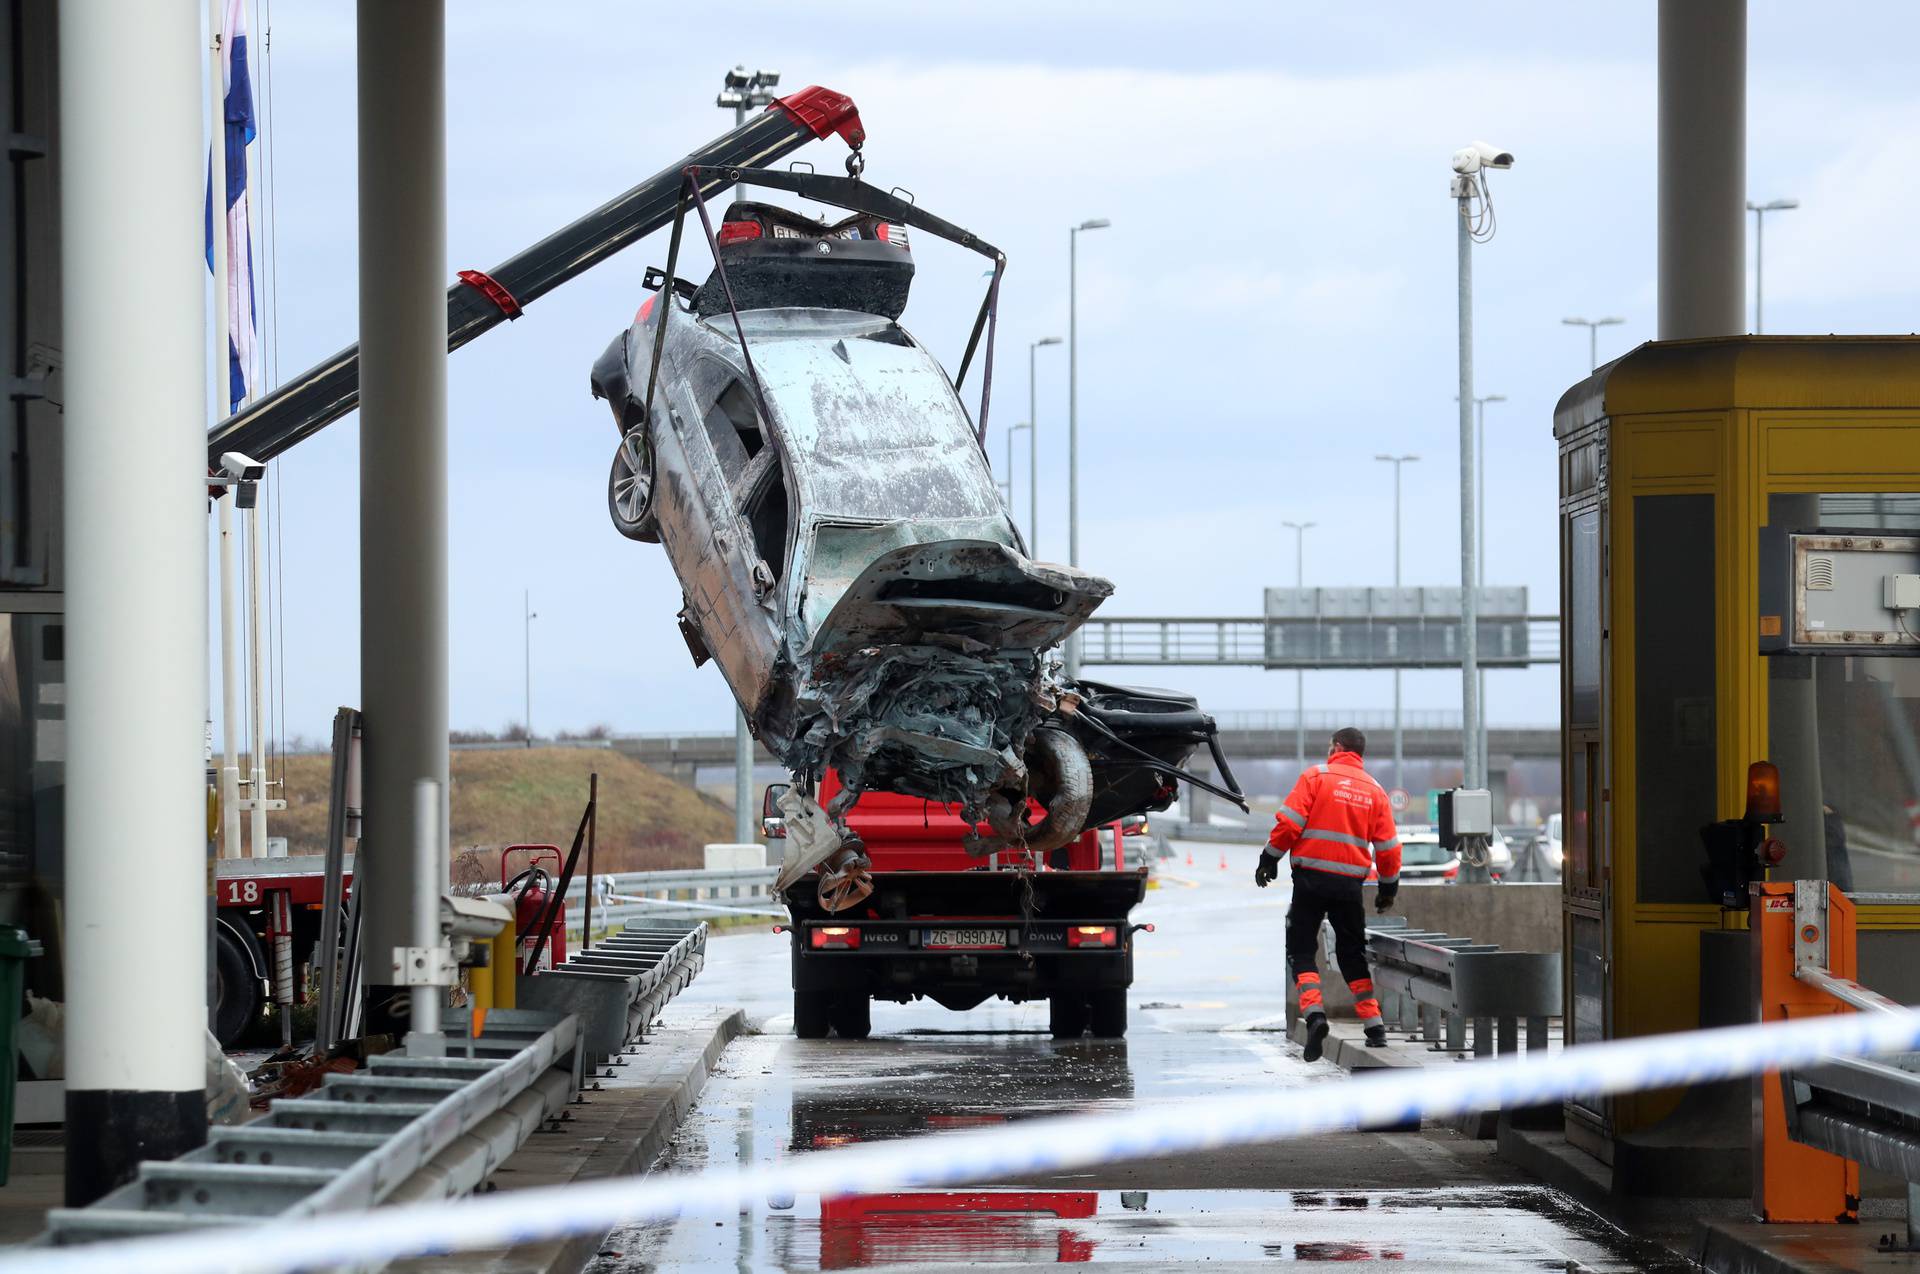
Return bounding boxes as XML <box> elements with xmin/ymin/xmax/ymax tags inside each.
<box><xmin>59</xmin><ymin>0</ymin><xmax>209</xmax><ymax>1202</ymax></box>
<box><xmin>357</xmin><ymin>0</ymin><xmax>449</xmax><ymax>1024</ymax></box>
<box><xmin>1657</xmin><ymin>0</ymin><xmax>1746</xmax><ymax>339</ymax></box>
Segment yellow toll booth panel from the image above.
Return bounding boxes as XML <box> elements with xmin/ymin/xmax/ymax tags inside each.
<box><xmin>1554</xmin><ymin>336</ymin><xmax>1920</xmax><ymax>1151</ymax></box>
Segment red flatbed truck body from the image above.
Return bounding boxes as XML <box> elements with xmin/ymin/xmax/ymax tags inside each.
<box><xmin>781</xmin><ymin>773</ymin><xmax>1149</xmax><ymax>1039</ymax></box>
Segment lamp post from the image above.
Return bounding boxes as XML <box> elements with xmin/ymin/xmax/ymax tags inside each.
<box><xmin>1746</xmin><ymin>198</ymin><xmax>1798</xmax><ymax>334</ymax></box>
<box><xmin>1029</xmin><ymin>336</ymin><xmax>1061</xmax><ymax>554</ymax></box>
<box><xmin>717</xmin><ymin>63</ymin><xmax>781</xmax><ymax>840</ymax></box>
<box><xmin>1282</xmin><ymin>520</ymin><xmax>1315</xmax><ymax>772</ymax></box>
<box><xmin>1003</xmin><ymin>423</ymin><xmax>1031</xmax><ymax>525</ymax></box>
<box><xmin>1561</xmin><ymin>316</ymin><xmax>1625</xmax><ymax>371</ymax></box>
<box><xmin>1066</xmin><ymin>218</ymin><xmax>1109</xmax><ymax>678</ymax></box>
<box><xmin>1374</xmin><ymin>455</ymin><xmax>1418</xmax><ymax>793</ymax></box>
<box><xmin>716</xmin><ymin>65</ymin><xmax>780</xmax><ymax>203</ymax></box>
<box><xmin>523</xmin><ymin>590</ymin><xmax>537</xmax><ymax>747</ymax></box>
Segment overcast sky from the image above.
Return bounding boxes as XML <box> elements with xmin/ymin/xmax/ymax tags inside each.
<box><xmin>221</xmin><ymin>2</ymin><xmax>1920</xmax><ymax>747</ymax></box>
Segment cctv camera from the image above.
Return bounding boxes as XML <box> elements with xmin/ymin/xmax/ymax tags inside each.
<box><xmin>1450</xmin><ymin>141</ymin><xmax>1515</xmax><ymax>175</ymax></box>
<box><xmin>220</xmin><ymin>451</ymin><xmax>266</xmax><ymax>483</ymax></box>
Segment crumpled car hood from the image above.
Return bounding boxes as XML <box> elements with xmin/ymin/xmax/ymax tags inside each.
<box><xmin>804</xmin><ymin>537</ymin><xmax>1111</xmax><ymax>660</ymax></box>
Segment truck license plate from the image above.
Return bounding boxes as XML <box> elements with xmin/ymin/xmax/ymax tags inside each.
<box><xmin>924</xmin><ymin>927</ymin><xmax>1005</xmax><ymax>949</ymax></box>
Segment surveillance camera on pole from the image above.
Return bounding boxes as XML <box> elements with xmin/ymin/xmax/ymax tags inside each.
<box><xmin>213</xmin><ymin>450</ymin><xmax>265</xmax><ymax>509</ymax></box>
<box><xmin>1450</xmin><ymin>141</ymin><xmax>1515</xmax><ymax>175</ymax></box>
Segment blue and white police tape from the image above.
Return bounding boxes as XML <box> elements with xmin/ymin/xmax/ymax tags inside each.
<box><xmin>18</xmin><ymin>1005</ymin><xmax>1920</xmax><ymax>1274</ymax></box>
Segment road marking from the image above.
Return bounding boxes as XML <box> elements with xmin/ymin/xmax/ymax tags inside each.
<box><xmin>1156</xmin><ymin>874</ymin><xmax>1200</xmax><ymax>890</ymax></box>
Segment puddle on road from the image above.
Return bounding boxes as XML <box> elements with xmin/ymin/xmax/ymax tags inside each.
<box><xmin>589</xmin><ymin>1185</ymin><xmax>1689</xmax><ymax>1270</ymax></box>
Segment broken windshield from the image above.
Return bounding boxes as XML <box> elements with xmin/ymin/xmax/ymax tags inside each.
<box><xmin>743</xmin><ymin>314</ymin><xmax>1005</xmax><ymax>525</ymax></box>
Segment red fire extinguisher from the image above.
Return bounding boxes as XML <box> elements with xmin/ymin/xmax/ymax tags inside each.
<box><xmin>502</xmin><ymin>844</ymin><xmax>566</xmax><ymax>972</ymax></box>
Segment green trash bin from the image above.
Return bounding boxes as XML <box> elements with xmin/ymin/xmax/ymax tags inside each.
<box><xmin>0</xmin><ymin>926</ymin><xmax>43</xmax><ymax>1187</ymax></box>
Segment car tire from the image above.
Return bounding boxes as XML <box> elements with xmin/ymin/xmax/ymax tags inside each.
<box><xmin>213</xmin><ymin>926</ymin><xmax>262</xmax><ymax>1048</ymax></box>
<box><xmin>793</xmin><ymin>990</ymin><xmax>832</xmax><ymax>1040</ymax></box>
<box><xmin>1049</xmin><ymin>993</ymin><xmax>1089</xmax><ymax>1039</ymax></box>
<box><xmin>1089</xmin><ymin>989</ymin><xmax>1128</xmax><ymax>1039</ymax></box>
<box><xmin>607</xmin><ymin>430</ymin><xmax>661</xmax><ymax>543</ymax></box>
<box><xmin>829</xmin><ymin>994</ymin><xmax>871</xmax><ymax>1040</ymax></box>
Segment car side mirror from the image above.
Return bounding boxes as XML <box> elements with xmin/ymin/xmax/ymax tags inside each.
<box><xmin>762</xmin><ymin>782</ymin><xmax>791</xmax><ymax>839</ymax></box>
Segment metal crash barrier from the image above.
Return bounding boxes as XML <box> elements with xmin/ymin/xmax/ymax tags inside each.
<box><xmin>1766</xmin><ymin>879</ymin><xmax>1920</xmax><ymax>1241</ymax></box>
<box><xmin>1351</xmin><ymin>916</ymin><xmax>1561</xmax><ymax>1057</ymax></box>
<box><xmin>44</xmin><ymin>1008</ymin><xmax>582</xmax><ymax>1245</ymax></box>
<box><xmin>518</xmin><ymin>919</ymin><xmax>708</xmax><ymax>1062</ymax></box>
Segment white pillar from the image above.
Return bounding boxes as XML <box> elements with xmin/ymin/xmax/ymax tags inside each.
<box><xmin>358</xmin><ymin>0</ymin><xmax>449</xmax><ymax>1019</ymax></box>
<box><xmin>60</xmin><ymin>0</ymin><xmax>210</xmax><ymax>1202</ymax></box>
<box><xmin>1658</xmin><ymin>0</ymin><xmax>1746</xmax><ymax>339</ymax></box>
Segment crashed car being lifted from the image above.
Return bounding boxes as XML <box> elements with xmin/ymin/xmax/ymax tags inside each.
<box><xmin>591</xmin><ymin>166</ymin><xmax>1242</xmax><ymax>907</ymax></box>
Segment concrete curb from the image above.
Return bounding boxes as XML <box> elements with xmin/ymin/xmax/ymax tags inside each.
<box><xmin>392</xmin><ymin>1005</ymin><xmax>747</xmax><ymax>1274</ymax></box>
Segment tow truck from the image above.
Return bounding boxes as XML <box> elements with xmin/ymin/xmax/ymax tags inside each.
<box><xmin>767</xmin><ymin>770</ymin><xmax>1173</xmax><ymax>1040</ymax></box>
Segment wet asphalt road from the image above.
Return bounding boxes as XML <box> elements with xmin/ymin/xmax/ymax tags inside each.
<box><xmin>590</xmin><ymin>841</ymin><xmax>1687</xmax><ymax>1271</ymax></box>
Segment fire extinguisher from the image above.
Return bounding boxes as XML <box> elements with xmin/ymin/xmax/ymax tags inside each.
<box><xmin>502</xmin><ymin>844</ymin><xmax>565</xmax><ymax>972</ymax></box>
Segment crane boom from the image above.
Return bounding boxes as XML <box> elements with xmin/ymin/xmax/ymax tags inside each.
<box><xmin>206</xmin><ymin>86</ymin><xmax>865</xmax><ymax>466</ymax></box>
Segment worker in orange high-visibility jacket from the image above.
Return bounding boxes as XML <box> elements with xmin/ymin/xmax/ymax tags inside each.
<box><xmin>1254</xmin><ymin>726</ymin><xmax>1402</xmax><ymax>1063</ymax></box>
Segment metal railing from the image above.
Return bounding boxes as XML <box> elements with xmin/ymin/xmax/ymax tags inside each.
<box><xmin>1355</xmin><ymin>916</ymin><xmax>1562</xmax><ymax>1057</ymax></box>
<box><xmin>564</xmin><ymin>867</ymin><xmax>783</xmax><ymax>933</ymax></box>
<box><xmin>46</xmin><ymin>1007</ymin><xmax>584</xmax><ymax>1244</ymax></box>
<box><xmin>520</xmin><ymin>920</ymin><xmax>708</xmax><ymax>1061</ymax></box>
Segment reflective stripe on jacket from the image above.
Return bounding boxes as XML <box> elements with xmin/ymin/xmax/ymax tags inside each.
<box><xmin>1266</xmin><ymin>751</ymin><xmax>1402</xmax><ymax>885</ymax></box>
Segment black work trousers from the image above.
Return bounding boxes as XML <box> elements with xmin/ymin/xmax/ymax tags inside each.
<box><xmin>1284</xmin><ymin>868</ymin><xmax>1371</xmax><ymax>988</ymax></box>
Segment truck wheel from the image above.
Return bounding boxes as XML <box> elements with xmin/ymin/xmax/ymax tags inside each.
<box><xmin>1089</xmin><ymin>989</ymin><xmax>1128</xmax><ymax>1039</ymax></box>
<box><xmin>830</xmin><ymin>994</ymin><xmax>871</xmax><ymax>1040</ymax></box>
<box><xmin>793</xmin><ymin>990</ymin><xmax>832</xmax><ymax>1040</ymax></box>
<box><xmin>213</xmin><ymin>927</ymin><xmax>262</xmax><ymax>1048</ymax></box>
<box><xmin>1049</xmin><ymin>994</ymin><xmax>1089</xmax><ymax>1039</ymax></box>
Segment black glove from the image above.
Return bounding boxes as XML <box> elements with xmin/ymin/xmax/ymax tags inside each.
<box><xmin>1374</xmin><ymin>881</ymin><xmax>1399</xmax><ymax>913</ymax></box>
<box><xmin>1254</xmin><ymin>852</ymin><xmax>1280</xmax><ymax>888</ymax></box>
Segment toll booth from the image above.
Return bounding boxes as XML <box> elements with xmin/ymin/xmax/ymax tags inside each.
<box><xmin>1555</xmin><ymin>336</ymin><xmax>1920</xmax><ymax>1167</ymax></box>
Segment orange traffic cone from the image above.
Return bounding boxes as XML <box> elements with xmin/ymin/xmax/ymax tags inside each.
<box><xmin>1184</xmin><ymin>847</ymin><xmax>1193</xmax><ymax>866</ymax></box>
<box><xmin>1219</xmin><ymin>852</ymin><xmax>1228</xmax><ymax>871</ymax></box>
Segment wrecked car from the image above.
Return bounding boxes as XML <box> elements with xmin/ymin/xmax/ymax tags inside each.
<box><xmin>591</xmin><ymin>168</ymin><xmax>1242</xmax><ymax>908</ymax></box>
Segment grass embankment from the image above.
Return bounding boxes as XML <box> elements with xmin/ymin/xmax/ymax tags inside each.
<box><xmin>233</xmin><ymin>747</ymin><xmax>734</xmax><ymax>880</ymax></box>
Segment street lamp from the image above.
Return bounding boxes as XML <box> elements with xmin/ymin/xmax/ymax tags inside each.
<box><xmin>524</xmin><ymin>590</ymin><xmax>538</xmax><ymax>748</ymax></box>
<box><xmin>716</xmin><ymin>65</ymin><xmax>781</xmax><ymax>203</ymax></box>
<box><xmin>1003</xmin><ymin>423</ymin><xmax>1031</xmax><ymax>524</ymax></box>
<box><xmin>1561</xmin><ymin>316</ymin><xmax>1625</xmax><ymax>371</ymax></box>
<box><xmin>1065</xmin><ymin>219</ymin><xmax>1109</xmax><ymax>678</ymax></box>
<box><xmin>1029</xmin><ymin>336</ymin><xmax>1061</xmax><ymax>554</ymax></box>
<box><xmin>1746</xmin><ymin>198</ymin><xmax>1798</xmax><ymax>334</ymax></box>
<box><xmin>717</xmin><ymin>63</ymin><xmax>782</xmax><ymax>838</ymax></box>
<box><xmin>1282</xmin><ymin>520</ymin><xmax>1315</xmax><ymax>773</ymax></box>
<box><xmin>1468</xmin><ymin>395</ymin><xmax>1505</xmax><ymax>590</ymax></box>
<box><xmin>1373</xmin><ymin>455</ymin><xmax>1418</xmax><ymax>793</ymax></box>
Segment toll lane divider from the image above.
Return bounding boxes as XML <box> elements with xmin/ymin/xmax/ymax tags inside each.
<box><xmin>17</xmin><ymin>1007</ymin><xmax>1920</xmax><ymax>1274</ymax></box>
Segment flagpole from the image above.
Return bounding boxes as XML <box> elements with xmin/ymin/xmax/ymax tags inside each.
<box><xmin>208</xmin><ymin>0</ymin><xmax>245</xmax><ymax>860</ymax></box>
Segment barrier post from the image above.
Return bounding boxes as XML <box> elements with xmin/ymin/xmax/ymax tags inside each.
<box><xmin>1752</xmin><ymin>879</ymin><xmax>1858</xmax><ymax>1222</ymax></box>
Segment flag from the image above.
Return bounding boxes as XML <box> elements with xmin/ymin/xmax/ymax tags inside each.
<box><xmin>205</xmin><ymin>0</ymin><xmax>260</xmax><ymax>413</ymax></box>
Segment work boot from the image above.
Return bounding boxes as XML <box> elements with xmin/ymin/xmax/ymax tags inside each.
<box><xmin>1301</xmin><ymin>1012</ymin><xmax>1330</xmax><ymax>1063</ymax></box>
<box><xmin>1364</xmin><ymin>1024</ymin><xmax>1389</xmax><ymax>1049</ymax></box>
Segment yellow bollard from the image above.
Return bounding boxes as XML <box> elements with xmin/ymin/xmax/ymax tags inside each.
<box><xmin>491</xmin><ymin>923</ymin><xmax>517</xmax><ymax>1011</ymax></box>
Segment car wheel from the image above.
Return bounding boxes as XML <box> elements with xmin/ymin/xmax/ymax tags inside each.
<box><xmin>793</xmin><ymin>990</ymin><xmax>832</xmax><ymax>1039</ymax></box>
<box><xmin>1089</xmin><ymin>988</ymin><xmax>1128</xmax><ymax>1039</ymax></box>
<box><xmin>608</xmin><ymin>430</ymin><xmax>660</xmax><ymax>543</ymax></box>
<box><xmin>1049</xmin><ymin>993</ymin><xmax>1090</xmax><ymax>1039</ymax></box>
<box><xmin>829</xmin><ymin>994</ymin><xmax>871</xmax><ymax>1040</ymax></box>
<box><xmin>213</xmin><ymin>926</ymin><xmax>262</xmax><ymax>1048</ymax></box>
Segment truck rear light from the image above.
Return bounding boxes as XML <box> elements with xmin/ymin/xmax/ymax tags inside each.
<box><xmin>718</xmin><ymin>220</ymin><xmax>764</xmax><ymax>246</ymax></box>
<box><xmin>810</xmin><ymin>925</ymin><xmax>861</xmax><ymax>950</ymax></box>
<box><xmin>1067</xmin><ymin>925</ymin><xmax>1116</xmax><ymax>949</ymax></box>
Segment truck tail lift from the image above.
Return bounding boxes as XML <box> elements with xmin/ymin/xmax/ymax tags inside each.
<box><xmin>204</xmin><ymin>86</ymin><xmax>865</xmax><ymax>466</ymax></box>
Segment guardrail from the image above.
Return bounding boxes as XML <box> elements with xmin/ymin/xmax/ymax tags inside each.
<box><xmin>1355</xmin><ymin>915</ymin><xmax>1561</xmax><ymax>1057</ymax></box>
<box><xmin>46</xmin><ymin>1007</ymin><xmax>584</xmax><ymax>1244</ymax></box>
<box><xmin>562</xmin><ymin>846</ymin><xmax>1162</xmax><ymax>935</ymax></box>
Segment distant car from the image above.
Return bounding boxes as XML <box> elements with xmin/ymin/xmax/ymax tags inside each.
<box><xmin>1541</xmin><ymin>812</ymin><xmax>1564</xmax><ymax>872</ymax></box>
<box><xmin>1392</xmin><ymin>830</ymin><xmax>1459</xmax><ymax>884</ymax></box>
